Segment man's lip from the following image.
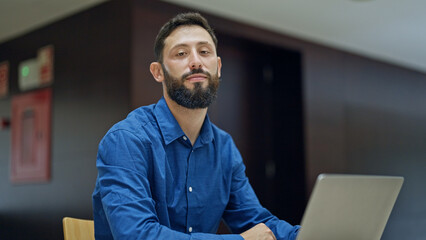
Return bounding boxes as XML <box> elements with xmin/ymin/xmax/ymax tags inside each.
<box><xmin>186</xmin><ymin>74</ymin><xmax>207</xmax><ymax>82</ymax></box>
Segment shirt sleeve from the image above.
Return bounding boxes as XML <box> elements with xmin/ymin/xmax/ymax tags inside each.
<box><xmin>221</xmin><ymin>141</ymin><xmax>300</xmax><ymax>240</ymax></box>
<box><xmin>95</xmin><ymin>129</ymin><xmax>244</xmax><ymax>240</ymax></box>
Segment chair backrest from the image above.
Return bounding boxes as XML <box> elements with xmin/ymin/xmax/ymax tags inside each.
<box><xmin>62</xmin><ymin>217</ymin><xmax>95</xmax><ymax>240</ymax></box>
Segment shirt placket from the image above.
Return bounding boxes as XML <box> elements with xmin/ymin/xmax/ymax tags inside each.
<box><xmin>182</xmin><ymin>135</ymin><xmax>195</xmax><ymax>233</ymax></box>
<box><xmin>187</xmin><ymin>150</ymin><xmax>197</xmax><ymax>233</ymax></box>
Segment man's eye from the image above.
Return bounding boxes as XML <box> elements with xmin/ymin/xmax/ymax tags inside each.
<box><xmin>177</xmin><ymin>52</ymin><xmax>186</xmax><ymax>56</ymax></box>
<box><xmin>200</xmin><ymin>50</ymin><xmax>210</xmax><ymax>54</ymax></box>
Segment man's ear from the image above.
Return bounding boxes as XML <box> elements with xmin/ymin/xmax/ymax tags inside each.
<box><xmin>150</xmin><ymin>62</ymin><xmax>164</xmax><ymax>83</ymax></box>
<box><xmin>217</xmin><ymin>56</ymin><xmax>222</xmax><ymax>78</ymax></box>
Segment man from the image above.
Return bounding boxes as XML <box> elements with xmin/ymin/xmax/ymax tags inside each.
<box><xmin>92</xmin><ymin>12</ymin><xmax>300</xmax><ymax>240</ymax></box>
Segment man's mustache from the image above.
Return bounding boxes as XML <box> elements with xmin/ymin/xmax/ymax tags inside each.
<box><xmin>181</xmin><ymin>68</ymin><xmax>211</xmax><ymax>81</ymax></box>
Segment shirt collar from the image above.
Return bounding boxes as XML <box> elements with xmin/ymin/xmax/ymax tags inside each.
<box><xmin>198</xmin><ymin>114</ymin><xmax>214</xmax><ymax>146</ymax></box>
<box><xmin>154</xmin><ymin>97</ymin><xmax>214</xmax><ymax>146</ymax></box>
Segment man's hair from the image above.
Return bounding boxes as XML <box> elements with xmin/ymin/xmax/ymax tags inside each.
<box><xmin>154</xmin><ymin>12</ymin><xmax>218</xmax><ymax>63</ymax></box>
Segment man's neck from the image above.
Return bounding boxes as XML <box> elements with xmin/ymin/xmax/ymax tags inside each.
<box><xmin>164</xmin><ymin>95</ymin><xmax>207</xmax><ymax>146</ymax></box>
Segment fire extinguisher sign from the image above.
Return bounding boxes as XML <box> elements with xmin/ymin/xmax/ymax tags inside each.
<box><xmin>38</xmin><ymin>45</ymin><xmax>54</xmax><ymax>85</ymax></box>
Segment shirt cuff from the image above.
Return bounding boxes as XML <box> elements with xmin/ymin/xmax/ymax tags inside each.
<box><xmin>221</xmin><ymin>234</ymin><xmax>245</xmax><ymax>240</ymax></box>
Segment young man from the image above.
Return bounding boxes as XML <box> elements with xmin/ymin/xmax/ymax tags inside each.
<box><xmin>92</xmin><ymin>12</ymin><xmax>300</xmax><ymax>240</ymax></box>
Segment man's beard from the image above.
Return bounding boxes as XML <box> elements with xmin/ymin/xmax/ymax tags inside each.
<box><xmin>162</xmin><ymin>65</ymin><xmax>220</xmax><ymax>109</ymax></box>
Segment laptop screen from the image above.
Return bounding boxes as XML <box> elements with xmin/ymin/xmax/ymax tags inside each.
<box><xmin>296</xmin><ymin>174</ymin><xmax>403</xmax><ymax>240</ymax></box>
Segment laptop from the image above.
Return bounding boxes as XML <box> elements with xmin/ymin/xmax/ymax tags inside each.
<box><xmin>296</xmin><ymin>174</ymin><xmax>404</xmax><ymax>240</ymax></box>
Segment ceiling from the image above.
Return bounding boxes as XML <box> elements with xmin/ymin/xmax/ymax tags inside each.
<box><xmin>1</xmin><ymin>0</ymin><xmax>425</xmax><ymax>73</ymax></box>
<box><xmin>0</xmin><ymin>0</ymin><xmax>107</xmax><ymax>44</ymax></box>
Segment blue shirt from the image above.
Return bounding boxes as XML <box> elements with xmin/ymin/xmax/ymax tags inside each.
<box><xmin>92</xmin><ymin>97</ymin><xmax>300</xmax><ymax>240</ymax></box>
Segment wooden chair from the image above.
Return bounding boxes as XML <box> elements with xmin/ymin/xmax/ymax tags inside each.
<box><xmin>62</xmin><ymin>217</ymin><xmax>95</xmax><ymax>240</ymax></box>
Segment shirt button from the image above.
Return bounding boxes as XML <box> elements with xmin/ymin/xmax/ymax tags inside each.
<box><xmin>188</xmin><ymin>227</ymin><xmax>193</xmax><ymax>232</ymax></box>
<box><xmin>183</xmin><ymin>136</ymin><xmax>187</xmax><ymax>141</ymax></box>
<box><xmin>188</xmin><ymin>186</ymin><xmax>193</xmax><ymax>192</ymax></box>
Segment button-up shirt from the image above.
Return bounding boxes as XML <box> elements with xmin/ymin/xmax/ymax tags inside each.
<box><xmin>92</xmin><ymin>97</ymin><xmax>300</xmax><ymax>240</ymax></box>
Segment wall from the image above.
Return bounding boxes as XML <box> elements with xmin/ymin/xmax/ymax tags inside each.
<box><xmin>0</xmin><ymin>1</ymin><xmax>131</xmax><ymax>239</ymax></box>
<box><xmin>304</xmin><ymin>48</ymin><xmax>426</xmax><ymax>239</ymax></box>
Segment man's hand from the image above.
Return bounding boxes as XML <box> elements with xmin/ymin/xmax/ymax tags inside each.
<box><xmin>240</xmin><ymin>223</ymin><xmax>277</xmax><ymax>240</ymax></box>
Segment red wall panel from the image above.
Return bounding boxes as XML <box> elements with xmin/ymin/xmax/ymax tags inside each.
<box><xmin>11</xmin><ymin>88</ymin><xmax>52</xmax><ymax>183</ymax></box>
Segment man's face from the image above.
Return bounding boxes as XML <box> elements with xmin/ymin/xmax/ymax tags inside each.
<box><xmin>161</xmin><ymin>25</ymin><xmax>222</xmax><ymax>109</ymax></box>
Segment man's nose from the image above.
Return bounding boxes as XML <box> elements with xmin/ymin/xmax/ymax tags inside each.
<box><xmin>189</xmin><ymin>52</ymin><xmax>202</xmax><ymax>70</ymax></box>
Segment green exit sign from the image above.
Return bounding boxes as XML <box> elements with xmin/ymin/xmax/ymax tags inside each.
<box><xmin>18</xmin><ymin>59</ymin><xmax>39</xmax><ymax>91</ymax></box>
<box><xmin>21</xmin><ymin>66</ymin><xmax>30</xmax><ymax>77</ymax></box>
